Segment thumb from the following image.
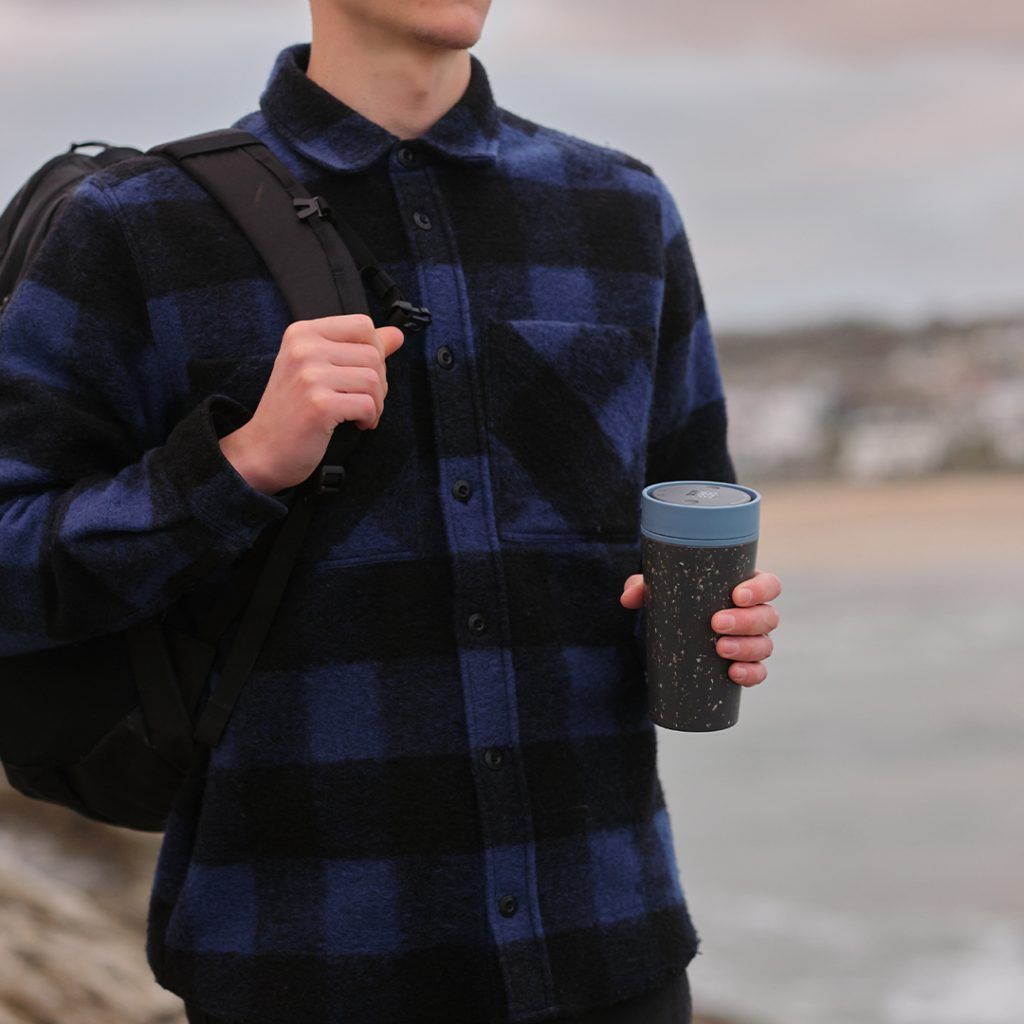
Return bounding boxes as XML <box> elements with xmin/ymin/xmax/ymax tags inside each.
<box><xmin>377</xmin><ymin>324</ymin><xmax>406</xmax><ymax>358</ymax></box>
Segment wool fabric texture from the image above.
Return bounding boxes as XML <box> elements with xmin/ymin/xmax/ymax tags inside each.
<box><xmin>0</xmin><ymin>42</ymin><xmax>736</xmax><ymax>1024</ymax></box>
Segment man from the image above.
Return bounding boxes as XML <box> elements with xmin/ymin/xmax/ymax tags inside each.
<box><xmin>0</xmin><ymin>0</ymin><xmax>781</xmax><ymax>1021</ymax></box>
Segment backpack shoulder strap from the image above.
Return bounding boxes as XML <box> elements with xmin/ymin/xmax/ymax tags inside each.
<box><xmin>146</xmin><ymin>127</ymin><xmax>431</xmax><ymax>490</ymax></box>
<box><xmin>147</xmin><ymin>129</ymin><xmax>366</xmax><ymax>323</ymax></box>
<box><xmin>136</xmin><ymin>128</ymin><xmax>408</xmax><ymax>749</ymax></box>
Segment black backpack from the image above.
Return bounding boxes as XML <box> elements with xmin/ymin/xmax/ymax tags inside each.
<box><xmin>0</xmin><ymin>130</ymin><xmax>431</xmax><ymax>832</ymax></box>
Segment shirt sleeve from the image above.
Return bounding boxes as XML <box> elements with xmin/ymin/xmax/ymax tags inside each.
<box><xmin>0</xmin><ymin>174</ymin><xmax>290</xmax><ymax>657</ymax></box>
<box><xmin>635</xmin><ymin>173</ymin><xmax>739</xmax><ymax>660</ymax></box>
<box><xmin>644</xmin><ymin>172</ymin><xmax>737</xmax><ymax>490</ymax></box>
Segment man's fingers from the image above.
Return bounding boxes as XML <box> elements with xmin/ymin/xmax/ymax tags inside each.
<box><xmin>712</xmin><ymin>604</ymin><xmax>780</xmax><ymax>635</ymax></box>
<box><xmin>378</xmin><ymin>324</ymin><xmax>406</xmax><ymax>358</ymax></box>
<box><xmin>715</xmin><ymin>633</ymin><xmax>774</xmax><ymax>662</ymax></box>
<box><xmin>619</xmin><ymin>574</ymin><xmax>645</xmax><ymax>608</ymax></box>
<box><xmin>622</xmin><ymin>571</ymin><xmax>782</xmax><ymax>637</ymax></box>
<box><xmin>304</xmin><ymin>312</ymin><xmax>377</xmax><ymax>342</ymax></box>
<box><xmin>733</xmin><ymin>568</ymin><xmax>782</xmax><ymax>606</ymax></box>
<box><xmin>300</xmin><ymin>313</ymin><xmax>400</xmax><ymax>362</ymax></box>
<box><xmin>729</xmin><ymin>662</ymin><xmax>768</xmax><ymax>686</ymax></box>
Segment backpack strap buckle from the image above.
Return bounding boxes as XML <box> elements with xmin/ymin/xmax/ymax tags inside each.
<box><xmin>314</xmin><ymin>463</ymin><xmax>346</xmax><ymax>495</ymax></box>
<box><xmin>296</xmin><ymin>462</ymin><xmax>347</xmax><ymax>498</ymax></box>
<box><xmin>293</xmin><ymin>195</ymin><xmax>333</xmax><ymax>222</ymax></box>
<box><xmin>388</xmin><ymin>299</ymin><xmax>432</xmax><ymax>332</ymax></box>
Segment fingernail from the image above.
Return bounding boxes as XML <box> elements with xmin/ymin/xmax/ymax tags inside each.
<box><xmin>737</xmin><ymin>588</ymin><xmax>753</xmax><ymax>604</ymax></box>
<box><xmin>719</xmin><ymin>639</ymin><xmax>739</xmax><ymax>655</ymax></box>
<box><xmin>716</xmin><ymin>614</ymin><xmax>735</xmax><ymax>631</ymax></box>
<box><xmin>734</xmin><ymin>667</ymin><xmax>748</xmax><ymax>681</ymax></box>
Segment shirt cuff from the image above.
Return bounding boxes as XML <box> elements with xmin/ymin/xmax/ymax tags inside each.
<box><xmin>154</xmin><ymin>394</ymin><xmax>290</xmax><ymax>545</ymax></box>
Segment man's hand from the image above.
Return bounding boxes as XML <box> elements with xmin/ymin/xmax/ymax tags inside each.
<box><xmin>620</xmin><ymin>568</ymin><xmax>782</xmax><ymax>686</ymax></box>
<box><xmin>218</xmin><ymin>313</ymin><xmax>406</xmax><ymax>494</ymax></box>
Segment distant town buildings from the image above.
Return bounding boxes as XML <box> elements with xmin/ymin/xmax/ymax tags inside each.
<box><xmin>716</xmin><ymin>316</ymin><xmax>1024</xmax><ymax>483</ymax></box>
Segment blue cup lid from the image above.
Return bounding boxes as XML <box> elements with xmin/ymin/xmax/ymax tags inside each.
<box><xmin>641</xmin><ymin>480</ymin><xmax>760</xmax><ymax>543</ymax></box>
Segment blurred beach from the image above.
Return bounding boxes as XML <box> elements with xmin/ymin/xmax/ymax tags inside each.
<box><xmin>659</xmin><ymin>469</ymin><xmax>1024</xmax><ymax>1024</ymax></box>
<box><xmin>3</xmin><ymin>470</ymin><xmax>1022</xmax><ymax>1024</ymax></box>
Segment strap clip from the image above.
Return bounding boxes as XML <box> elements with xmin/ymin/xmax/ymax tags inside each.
<box><xmin>313</xmin><ymin>463</ymin><xmax>346</xmax><ymax>495</ymax></box>
<box><xmin>388</xmin><ymin>299</ymin><xmax>432</xmax><ymax>332</ymax></box>
<box><xmin>293</xmin><ymin>195</ymin><xmax>334</xmax><ymax>222</ymax></box>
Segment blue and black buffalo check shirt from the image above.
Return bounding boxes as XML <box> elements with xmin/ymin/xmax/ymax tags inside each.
<box><xmin>0</xmin><ymin>42</ymin><xmax>736</xmax><ymax>1024</ymax></box>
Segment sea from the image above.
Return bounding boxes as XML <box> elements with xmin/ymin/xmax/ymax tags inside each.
<box><xmin>656</xmin><ymin>480</ymin><xmax>1024</xmax><ymax>1024</ymax></box>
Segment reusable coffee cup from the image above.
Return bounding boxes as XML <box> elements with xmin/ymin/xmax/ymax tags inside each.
<box><xmin>640</xmin><ymin>480</ymin><xmax>761</xmax><ymax>731</ymax></box>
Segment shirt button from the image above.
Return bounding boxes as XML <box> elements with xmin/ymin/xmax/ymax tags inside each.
<box><xmin>435</xmin><ymin>345</ymin><xmax>454</xmax><ymax>369</ymax></box>
<box><xmin>452</xmin><ymin>479</ymin><xmax>472</xmax><ymax>502</ymax></box>
<box><xmin>412</xmin><ymin>210</ymin><xmax>432</xmax><ymax>230</ymax></box>
<box><xmin>467</xmin><ymin>612</ymin><xmax>487</xmax><ymax>635</ymax></box>
<box><xmin>498</xmin><ymin>894</ymin><xmax>518</xmax><ymax>918</ymax></box>
<box><xmin>484</xmin><ymin>747</ymin><xmax>504</xmax><ymax>770</ymax></box>
<box><xmin>397</xmin><ymin>144</ymin><xmax>422</xmax><ymax>168</ymax></box>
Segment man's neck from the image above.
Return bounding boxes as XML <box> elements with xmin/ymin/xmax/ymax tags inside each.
<box><xmin>306</xmin><ymin>12</ymin><xmax>472</xmax><ymax>141</ymax></box>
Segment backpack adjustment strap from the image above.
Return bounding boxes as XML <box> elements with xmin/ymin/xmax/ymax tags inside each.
<box><xmin>293</xmin><ymin>195</ymin><xmax>333</xmax><ymax>222</ymax></box>
<box><xmin>361</xmin><ymin>265</ymin><xmax>432</xmax><ymax>332</ymax></box>
<box><xmin>191</xmin><ymin>484</ymin><xmax>321</xmax><ymax>749</ymax></box>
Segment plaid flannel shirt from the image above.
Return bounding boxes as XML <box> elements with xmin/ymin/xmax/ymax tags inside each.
<box><xmin>0</xmin><ymin>42</ymin><xmax>736</xmax><ymax>1024</ymax></box>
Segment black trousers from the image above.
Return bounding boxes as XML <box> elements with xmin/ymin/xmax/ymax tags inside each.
<box><xmin>183</xmin><ymin>968</ymin><xmax>691</xmax><ymax>1024</ymax></box>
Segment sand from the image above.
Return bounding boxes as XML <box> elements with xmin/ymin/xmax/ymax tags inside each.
<box><xmin>748</xmin><ymin>470</ymin><xmax>1024</xmax><ymax>573</ymax></box>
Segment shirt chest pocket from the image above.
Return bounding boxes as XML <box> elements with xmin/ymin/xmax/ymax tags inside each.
<box><xmin>478</xmin><ymin>318</ymin><xmax>656</xmax><ymax>542</ymax></box>
<box><xmin>186</xmin><ymin>352</ymin><xmax>424</xmax><ymax>565</ymax></box>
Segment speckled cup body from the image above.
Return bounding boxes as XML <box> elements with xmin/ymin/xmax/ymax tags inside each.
<box><xmin>640</xmin><ymin>481</ymin><xmax>761</xmax><ymax>732</ymax></box>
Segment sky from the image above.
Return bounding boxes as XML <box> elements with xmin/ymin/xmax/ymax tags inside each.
<box><xmin>2</xmin><ymin>0</ymin><xmax>1022</xmax><ymax>331</ymax></box>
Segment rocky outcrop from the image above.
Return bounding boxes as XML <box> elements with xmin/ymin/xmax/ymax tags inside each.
<box><xmin>0</xmin><ymin>846</ymin><xmax>183</xmax><ymax>1024</ymax></box>
<box><xmin>0</xmin><ymin>782</ymin><xmax>182</xmax><ymax>1024</ymax></box>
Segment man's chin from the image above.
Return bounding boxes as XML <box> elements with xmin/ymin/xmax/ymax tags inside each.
<box><xmin>407</xmin><ymin>17</ymin><xmax>485</xmax><ymax>51</ymax></box>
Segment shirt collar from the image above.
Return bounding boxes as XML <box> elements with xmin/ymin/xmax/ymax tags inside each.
<box><xmin>259</xmin><ymin>42</ymin><xmax>500</xmax><ymax>174</ymax></box>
